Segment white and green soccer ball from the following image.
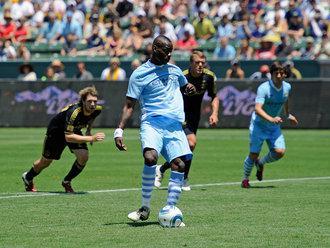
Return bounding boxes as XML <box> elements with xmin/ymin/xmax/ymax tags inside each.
<box><xmin>158</xmin><ymin>205</ymin><xmax>183</xmax><ymax>228</ymax></box>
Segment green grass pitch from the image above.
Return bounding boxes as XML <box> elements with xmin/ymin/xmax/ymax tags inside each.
<box><xmin>0</xmin><ymin>128</ymin><xmax>329</xmax><ymax>247</ymax></box>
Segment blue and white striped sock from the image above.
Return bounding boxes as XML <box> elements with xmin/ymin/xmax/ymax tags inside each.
<box><xmin>243</xmin><ymin>156</ymin><xmax>254</xmax><ymax>179</ymax></box>
<box><xmin>141</xmin><ymin>165</ymin><xmax>156</xmax><ymax>208</ymax></box>
<box><xmin>167</xmin><ymin>171</ymin><xmax>184</xmax><ymax>206</ymax></box>
<box><xmin>260</xmin><ymin>151</ymin><xmax>279</xmax><ymax>165</ymax></box>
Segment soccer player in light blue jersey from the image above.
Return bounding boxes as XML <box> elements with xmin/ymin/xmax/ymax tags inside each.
<box><xmin>241</xmin><ymin>62</ymin><xmax>298</xmax><ymax>188</ymax></box>
<box><xmin>114</xmin><ymin>35</ymin><xmax>196</xmax><ymax>225</ymax></box>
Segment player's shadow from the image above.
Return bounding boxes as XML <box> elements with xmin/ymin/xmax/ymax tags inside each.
<box><xmin>102</xmin><ymin>221</ymin><xmax>159</xmax><ymax>227</ymax></box>
<box><xmin>249</xmin><ymin>185</ymin><xmax>276</xmax><ymax>189</ymax></box>
<box><xmin>37</xmin><ymin>191</ymin><xmax>88</xmax><ymax>195</ymax></box>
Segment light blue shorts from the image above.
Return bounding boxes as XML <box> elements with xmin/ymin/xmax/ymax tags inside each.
<box><xmin>249</xmin><ymin>121</ymin><xmax>285</xmax><ymax>153</ymax></box>
<box><xmin>140</xmin><ymin>116</ymin><xmax>192</xmax><ymax>163</ymax></box>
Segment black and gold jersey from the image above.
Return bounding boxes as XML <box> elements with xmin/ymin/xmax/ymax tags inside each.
<box><xmin>47</xmin><ymin>102</ymin><xmax>102</xmax><ymax>135</ymax></box>
<box><xmin>182</xmin><ymin>68</ymin><xmax>217</xmax><ymax>118</ymax></box>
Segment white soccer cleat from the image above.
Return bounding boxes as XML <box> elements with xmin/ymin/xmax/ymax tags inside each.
<box><xmin>179</xmin><ymin>222</ymin><xmax>186</xmax><ymax>227</ymax></box>
<box><xmin>127</xmin><ymin>206</ymin><xmax>150</xmax><ymax>222</ymax></box>
<box><xmin>181</xmin><ymin>178</ymin><xmax>191</xmax><ymax>191</ymax></box>
<box><xmin>154</xmin><ymin>165</ymin><xmax>164</xmax><ymax>188</ymax></box>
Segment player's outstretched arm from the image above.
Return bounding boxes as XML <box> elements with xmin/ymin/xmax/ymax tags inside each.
<box><xmin>114</xmin><ymin>97</ymin><xmax>136</xmax><ymax>151</ymax></box>
<box><xmin>65</xmin><ymin>132</ymin><xmax>105</xmax><ymax>143</ymax></box>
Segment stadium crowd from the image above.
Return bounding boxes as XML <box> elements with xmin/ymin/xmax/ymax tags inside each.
<box><xmin>0</xmin><ymin>0</ymin><xmax>329</xmax><ymax>79</ymax></box>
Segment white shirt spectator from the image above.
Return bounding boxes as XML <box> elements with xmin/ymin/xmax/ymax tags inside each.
<box><xmin>10</xmin><ymin>2</ymin><xmax>24</xmax><ymax>21</ymax></box>
<box><xmin>53</xmin><ymin>0</ymin><xmax>67</xmax><ymax>15</ymax></box>
<box><xmin>175</xmin><ymin>19</ymin><xmax>195</xmax><ymax>40</ymax></box>
<box><xmin>21</xmin><ymin>0</ymin><xmax>35</xmax><ymax>18</ymax></box>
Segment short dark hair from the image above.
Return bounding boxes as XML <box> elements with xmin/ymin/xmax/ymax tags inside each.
<box><xmin>270</xmin><ymin>62</ymin><xmax>284</xmax><ymax>74</ymax></box>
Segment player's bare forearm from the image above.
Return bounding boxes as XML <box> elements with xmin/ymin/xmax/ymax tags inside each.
<box><xmin>65</xmin><ymin>132</ymin><xmax>105</xmax><ymax>143</ymax></box>
<box><xmin>255</xmin><ymin>103</ymin><xmax>282</xmax><ymax>123</ymax></box>
<box><xmin>209</xmin><ymin>96</ymin><xmax>219</xmax><ymax>126</ymax></box>
<box><xmin>118</xmin><ymin>97</ymin><xmax>136</xmax><ymax>129</ymax></box>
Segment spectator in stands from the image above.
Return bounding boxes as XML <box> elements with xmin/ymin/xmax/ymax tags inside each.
<box><xmin>308</xmin><ymin>9</ymin><xmax>327</xmax><ymax>39</ymax></box>
<box><xmin>213</xmin><ymin>37</ymin><xmax>236</xmax><ymax>59</ymax></box>
<box><xmin>61</xmin><ymin>32</ymin><xmax>78</xmax><ymax>56</ymax></box>
<box><xmin>233</xmin><ymin>13</ymin><xmax>252</xmax><ymax>41</ymax></box>
<box><xmin>135</xmin><ymin>10</ymin><xmax>153</xmax><ymax>44</ymax></box>
<box><xmin>74</xmin><ymin>62</ymin><xmax>93</xmax><ymax>80</ymax></box>
<box><xmin>13</xmin><ymin>18</ymin><xmax>28</xmax><ymax>44</ymax></box>
<box><xmin>154</xmin><ymin>15</ymin><xmax>177</xmax><ymax>42</ymax></box>
<box><xmin>216</xmin><ymin>14</ymin><xmax>235</xmax><ymax>40</ymax></box>
<box><xmin>86</xmin><ymin>25</ymin><xmax>105</xmax><ymax>50</ymax></box>
<box><xmin>18</xmin><ymin>63</ymin><xmax>37</xmax><ymax>81</ymax></box>
<box><xmin>287</xmin><ymin>10</ymin><xmax>304</xmax><ymax>42</ymax></box>
<box><xmin>270</xmin><ymin>12</ymin><xmax>288</xmax><ymax>36</ymax></box>
<box><xmin>300</xmin><ymin>37</ymin><xmax>316</xmax><ymax>59</ymax></box>
<box><xmin>36</xmin><ymin>12</ymin><xmax>62</xmax><ymax>44</ymax></box>
<box><xmin>225</xmin><ymin>59</ymin><xmax>245</xmax><ymax>79</ymax></box>
<box><xmin>41</xmin><ymin>66</ymin><xmax>56</xmax><ymax>81</ymax></box>
<box><xmin>124</xmin><ymin>25</ymin><xmax>143</xmax><ymax>55</ymax></box>
<box><xmin>236</xmin><ymin>38</ymin><xmax>254</xmax><ymax>60</ymax></box>
<box><xmin>175</xmin><ymin>29</ymin><xmax>198</xmax><ymax>51</ymax></box>
<box><xmin>61</xmin><ymin>11</ymin><xmax>83</xmax><ymax>42</ymax></box>
<box><xmin>4</xmin><ymin>40</ymin><xmax>16</xmax><ymax>59</ymax></box>
<box><xmin>175</xmin><ymin>16</ymin><xmax>195</xmax><ymax>41</ymax></box>
<box><xmin>0</xmin><ymin>11</ymin><xmax>16</xmax><ymax>40</ymax></box>
<box><xmin>100</xmin><ymin>57</ymin><xmax>126</xmax><ymax>80</ymax></box>
<box><xmin>255</xmin><ymin>37</ymin><xmax>276</xmax><ymax>59</ymax></box>
<box><xmin>249</xmin><ymin>65</ymin><xmax>271</xmax><ymax>80</ymax></box>
<box><xmin>314</xmin><ymin>33</ymin><xmax>330</xmax><ymax>59</ymax></box>
<box><xmin>51</xmin><ymin>59</ymin><xmax>66</xmax><ymax>80</ymax></box>
<box><xmin>275</xmin><ymin>33</ymin><xmax>294</xmax><ymax>58</ymax></box>
<box><xmin>283</xmin><ymin>61</ymin><xmax>302</xmax><ymax>79</ymax></box>
<box><xmin>193</xmin><ymin>9</ymin><xmax>216</xmax><ymax>41</ymax></box>
<box><xmin>142</xmin><ymin>42</ymin><xmax>153</xmax><ymax>63</ymax></box>
<box><xmin>17</xmin><ymin>43</ymin><xmax>31</xmax><ymax>61</ymax></box>
<box><xmin>131</xmin><ymin>58</ymin><xmax>141</xmax><ymax>72</ymax></box>
<box><xmin>105</xmin><ymin>28</ymin><xmax>129</xmax><ymax>57</ymax></box>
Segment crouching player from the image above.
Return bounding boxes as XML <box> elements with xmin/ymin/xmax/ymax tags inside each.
<box><xmin>242</xmin><ymin>62</ymin><xmax>298</xmax><ymax>188</ymax></box>
<box><xmin>22</xmin><ymin>86</ymin><xmax>105</xmax><ymax>193</ymax></box>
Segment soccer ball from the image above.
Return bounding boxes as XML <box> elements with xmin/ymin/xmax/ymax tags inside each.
<box><xmin>158</xmin><ymin>205</ymin><xmax>183</xmax><ymax>228</ymax></box>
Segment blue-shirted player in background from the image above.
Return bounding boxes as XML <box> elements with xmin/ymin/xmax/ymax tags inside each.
<box><xmin>242</xmin><ymin>62</ymin><xmax>298</xmax><ymax>188</ymax></box>
<box><xmin>114</xmin><ymin>35</ymin><xmax>196</xmax><ymax>225</ymax></box>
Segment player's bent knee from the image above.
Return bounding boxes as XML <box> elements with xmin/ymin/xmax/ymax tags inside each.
<box><xmin>170</xmin><ymin>158</ymin><xmax>185</xmax><ymax>172</ymax></box>
<box><xmin>40</xmin><ymin>157</ymin><xmax>53</xmax><ymax>167</ymax></box>
<box><xmin>143</xmin><ymin>149</ymin><xmax>158</xmax><ymax>165</ymax></box>
<box><xmin>274</xmin><ymin>149</ymin><xmax>285</xmax><ymax>158</ymax></box>
<box><xmin>249</xmin><ymin>153</ymin><xmax>259</xmax><ymax>161</ymax></box>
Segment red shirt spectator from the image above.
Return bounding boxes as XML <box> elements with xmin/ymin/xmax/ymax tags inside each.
<box><xmin>14</xmin><ymin>19</ymin><xmax>28</xmax><ymax>43</ymax></box>
<box><xmin>255</xmin><ymin>39</ymin><xmax>276</xmax><ymax>59</ymax></box>
<box><xmin>175</xmin><ymin>31</ymin><xmax>198</xmax><ymax>51</ymax></box>
<box><xmin>0</xmin><ymin>14</ymin><xmax>16</xmax><ymax>40</ymax></box>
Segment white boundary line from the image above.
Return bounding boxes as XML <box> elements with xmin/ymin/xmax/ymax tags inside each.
<box><xmin>1</xmin><ymin>176</ymin><xmax>329</xmax><ymax>200</ymax></box>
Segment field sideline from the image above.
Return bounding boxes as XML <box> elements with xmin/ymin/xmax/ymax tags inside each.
<box><xmin>0</xmin><ymin>128</ymin><xmax>329</xmax><ymax>247</ymax></box>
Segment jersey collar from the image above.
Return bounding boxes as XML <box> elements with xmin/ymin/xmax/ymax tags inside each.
<box><xmin>269</xmin><ymin>79</ymin><xmax>283</xmax><ymax>92</ymax></box>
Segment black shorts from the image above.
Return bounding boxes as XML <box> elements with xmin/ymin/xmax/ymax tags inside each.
<box><xmin>183</xmin><ymin>117</ymin><xmax>200</xmax><ymax>135</ymax></box>
<box><xmin>42</xmin><ymin>132</ymin><xmax>88</xmax><ymax>160</ymax></box>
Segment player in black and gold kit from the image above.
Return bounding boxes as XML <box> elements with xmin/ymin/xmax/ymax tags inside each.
<box><xmin>155</xmin><ymin>50</ymin><xmax>220</xmax><ymax>190</ymax></box>
<box><xmin>22</xmin><ymin>86</ymin><xmax>105</xmax><ymax>193</ymax></box>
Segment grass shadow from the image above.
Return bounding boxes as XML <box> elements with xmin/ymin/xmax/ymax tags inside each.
<box><xmin>127</xmin><ymin>221</ymin><xmax>159</xmax><ymax>227</ymax></box>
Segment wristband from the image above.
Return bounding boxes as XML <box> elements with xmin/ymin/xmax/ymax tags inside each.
<box><xmin>287</xmin><ymin>114</ymin><xmax>294</xmax><ymax>120</ymax></box>
<box><xmin>114</xmin><ymin>128</ymin><xmax>123</xmax><ymax>139</ymax></box>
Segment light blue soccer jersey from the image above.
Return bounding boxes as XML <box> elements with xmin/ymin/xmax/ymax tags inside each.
<box><xmin>127</xmin><ymin>60</ymin><xmax>188</xmax><ymax>122</ymax></box>
<box><xmin>251</xmin><ymin>80</ymin><xmax>291</xmax><ymax>129</ymax></box>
